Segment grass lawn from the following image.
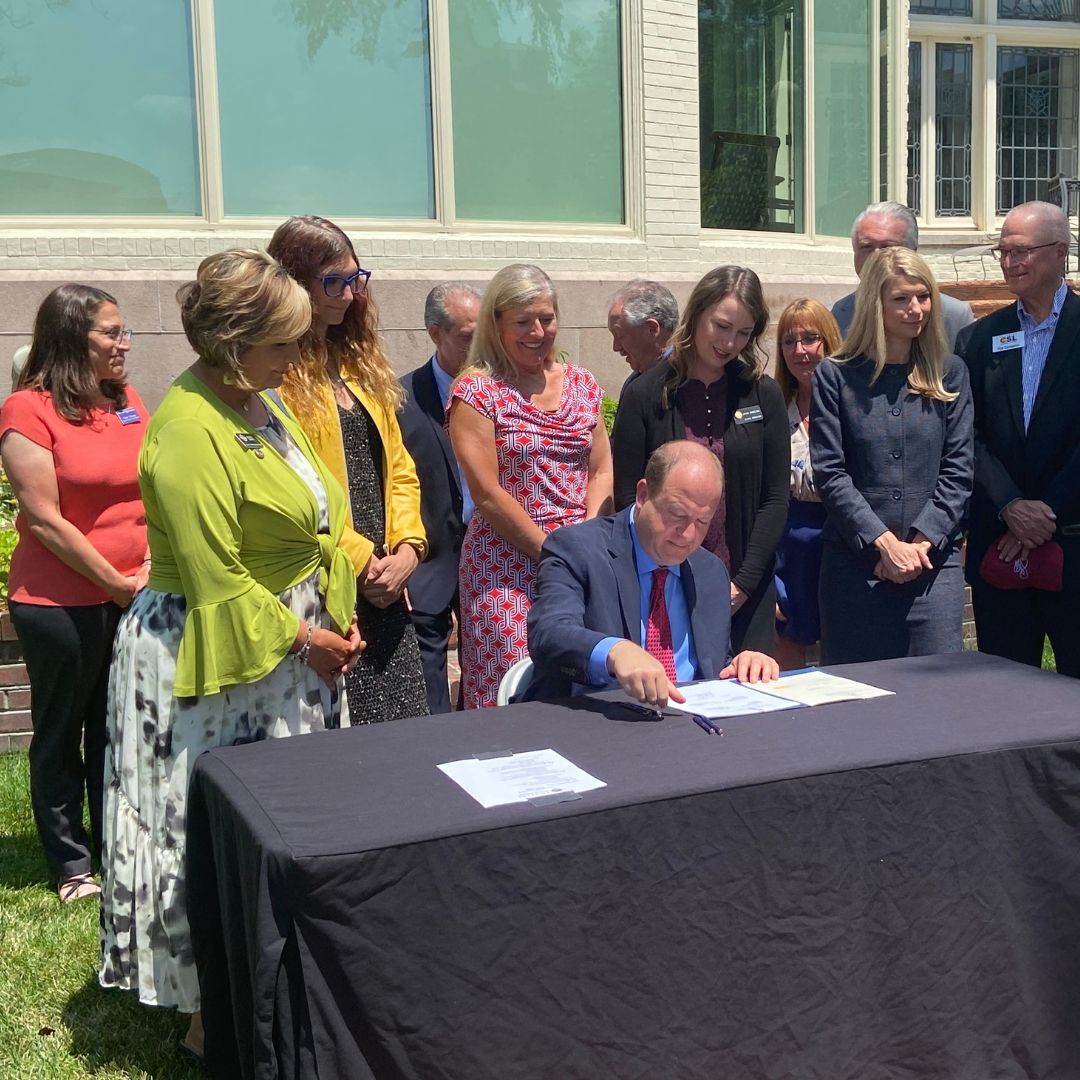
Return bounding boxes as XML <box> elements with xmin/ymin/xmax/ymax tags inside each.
<box><xmin>0</xmin><ymin>753</ymin><xmax>200</xmax><ymax>1080</ymax></box>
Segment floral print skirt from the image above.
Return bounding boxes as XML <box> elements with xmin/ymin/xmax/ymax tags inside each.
<box><xmin>98</xmin><ymin>572</ymin><xmax>345</xmax><ymax>1012</ymax></box>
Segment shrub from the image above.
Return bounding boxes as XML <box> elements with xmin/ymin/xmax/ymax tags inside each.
<box><xmin>0</xmin><ymin>470</ymin><xmax>18</xmax><ymax>604</ymax></box>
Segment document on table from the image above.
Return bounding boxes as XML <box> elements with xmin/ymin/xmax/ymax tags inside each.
<box><xmin>750</xmin><ymin>670</ymin><xmax>894</xmax><ymax>707</ymax></box>
<box><xmin>668</xmin><ymin>678</ymin><xmax>804</xmax><ymax>719</ymax></box>
<box><xmin>438</xmin><ymin>749</ymin><xmax>606</xmax><ymax>809</ymax></box>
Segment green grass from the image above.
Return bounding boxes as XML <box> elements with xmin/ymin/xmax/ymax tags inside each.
<box><xmin>0</xmin><ymin>753</ymin><xmax>200</xmax><ymax>1079</ymax></box>
<box><xmin>1043</xmin><ymin>638</ymin><xmax>1057</xmax><ymax>672</ymax></box>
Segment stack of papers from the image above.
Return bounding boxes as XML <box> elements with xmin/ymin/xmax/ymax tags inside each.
<box><xmin>669</xmin><ymin>670</ymin><xmax>892</xmax><ymax>719</ymax></box>
<box><xmin>438</xmin><ymin>749</ymin><xmax>605</xmax><ymax>809</ymax></box>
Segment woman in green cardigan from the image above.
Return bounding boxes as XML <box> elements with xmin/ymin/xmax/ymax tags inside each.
<box><xmin>98</xmin><ymin>250</ymin><xmax>363</xmax><ymax>1057</ymax></box>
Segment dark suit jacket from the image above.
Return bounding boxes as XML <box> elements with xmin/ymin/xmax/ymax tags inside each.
<box><xmin>955</xmin><ymin>290</ymin><xmax>1080</xmax><ymax>591</ymax></box>
<box><xmin>398</xmin><ymin>358</ymin><xmax>464</xmax><ymax>613</ymax></box>
<box><xmin>525</xmin><ymin>507</ymin><xmax>732</xmax><ymax>700</ymax></box>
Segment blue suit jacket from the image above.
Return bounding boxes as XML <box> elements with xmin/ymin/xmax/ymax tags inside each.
<box><xmin>398</xmin><ymin>358</ymin><xmax>464</xmax><ymax>614</ymax></box>
<box><xmin>525</xmin><ymin>507</ymin><xmax>733</xmax><ymax>700</ymax></box>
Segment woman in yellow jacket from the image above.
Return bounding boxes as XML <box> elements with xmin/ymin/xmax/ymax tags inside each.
<box><xmin>269</xmin><ymin>216</ymin><xmax>429</xmax><ymax>724</ymax></box>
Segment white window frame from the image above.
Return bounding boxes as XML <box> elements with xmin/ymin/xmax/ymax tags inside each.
<box><xmin>911</xmin><ymin>0</ymin><xmax>1080</xmax><ymax>234</ymax></box>
<box><xmin>1</xmin><ymin>0</ymin><xmax>639</xmax><ymax>238</ymax></box>
<box><xmin>701</xmin><ymin>0</ymin><xmax>889</xmax><ymax>243</ymax></box>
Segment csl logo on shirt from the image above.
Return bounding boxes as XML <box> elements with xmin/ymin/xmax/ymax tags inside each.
<box><xmin>992</xmin><ymin>331</ymin><xmax>1025</xmax><ymax>353</ymax></box>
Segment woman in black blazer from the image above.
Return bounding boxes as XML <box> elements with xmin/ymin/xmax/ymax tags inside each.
<box><xmin>611</xmin><ymin>266</ymin><xmax>789</xmax><ymax>653</ymax></box>
<box><xmin>810</xmin><ymin>247</ymin><xmax>973</xmax><ymax>663</ymax></box>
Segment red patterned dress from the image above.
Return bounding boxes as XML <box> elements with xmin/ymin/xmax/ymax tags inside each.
<box><xmin>452</xmin><ymin>364</ymin><xmax>603</xmax><ymax>707</ymax></box>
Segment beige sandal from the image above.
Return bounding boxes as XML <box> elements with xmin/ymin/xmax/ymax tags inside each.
<box><xmin>57</xmin><ymin>872</ymin><xmax>100</xmax><ymax>903</ymax></box>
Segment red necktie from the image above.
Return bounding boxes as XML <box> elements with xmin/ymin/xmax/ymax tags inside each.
<box><xmin>645</xmin><ymin>568</ymin><xmax>678</xmax><ymax>682</ymax></box>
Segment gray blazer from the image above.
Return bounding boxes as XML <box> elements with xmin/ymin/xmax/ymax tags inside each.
<box><xmin>832</xmin><ymin>291</ymin><xmax>975</xmax><ymax>354</ymax></box>
<box><xmin>809</xmin><ymin>356</ymin><xmax>974</xmax><ymax>562</ymax></box>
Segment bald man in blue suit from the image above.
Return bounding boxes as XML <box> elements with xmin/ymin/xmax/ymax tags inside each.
<box><xmin>527</xmin><ymin>441</ymin><xmax>778</xmax><ymax>705</ymax></box>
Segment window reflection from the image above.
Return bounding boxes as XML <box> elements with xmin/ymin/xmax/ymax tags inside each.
<box><xmin>699</xmin><ymin>0</ymin><xmax>803</xmax><ymax>233</ymax></box>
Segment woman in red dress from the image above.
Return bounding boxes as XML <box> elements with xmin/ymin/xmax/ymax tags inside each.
<box><xmin>449</xmin><ymin>264</ymin><xmax>613</xmax><ymax>707</ymax></box>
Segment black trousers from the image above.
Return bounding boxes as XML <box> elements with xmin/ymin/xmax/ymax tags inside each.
<box><xmin>970</xmin><ymin>581</ymin><xmax>1080</xmax><ymax>678</ymax></box>
<box><xmin>410</xmin><ymin>596</ymin><xmax>459</xmax><ymax>715</ymax></box>
<box><xmin>10</xmin><ymin>599</ymin><xmax>122</xmax><ymax>880</ymax></box>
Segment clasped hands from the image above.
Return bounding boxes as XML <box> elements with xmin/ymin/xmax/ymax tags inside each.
<box><xmin>994</xmin><ymin>499</ymin><xmax>1057</xmax><ymax>563</ymax></box>
<box><xmin>872</xmin><ymin>530</ymin><xmax>934</xmax><ymax>584</ymax></box>
<box><xmin>360</xmin><ymin>544</ymin><xmax>419</xmax><ymax>608</ymax></box>
<box><xmin>297</xmin><ymin>616</ymin><xmax>366</xmax><ymax>687</ymax></box>
<box><xmin>606</xmin><ymin>639</ymin><xmax>779</xmax><ymax>710</ymax></box>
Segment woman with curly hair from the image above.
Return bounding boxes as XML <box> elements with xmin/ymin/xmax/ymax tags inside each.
<box><xmin>268</xmin><ymin>216</ymin><xmax>428</xmax><ymax>723</ymax></box>
<box><xmin>611</xmin><ymin>265</ymin><xmax>789</xmax><ymax>654</ymax></box>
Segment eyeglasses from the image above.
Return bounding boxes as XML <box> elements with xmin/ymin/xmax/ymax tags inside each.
<box><xmin>989</xmin><ymin>241</ymin><xmax>1059</xmax><ymax>263</ymax></box>
<box><xmin>90</xmin><ymin>326</ymin><xmax>133</xmax><ymax>344</ymax></box>
<box><xmin>780</xmin><ymin>332</ymin><xmax>823</xmax><ymax>350</ymax></box>
<box><xmin>320</xmin><ymin>268</ymin><xmax>371</xmax><ymax>298</ymax></box>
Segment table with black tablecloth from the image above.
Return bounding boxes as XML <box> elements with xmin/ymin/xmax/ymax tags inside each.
<box><xmin>187</xmin><ymin>652</ymin><xmax>1080</xmax><ymax>1080</ymax></box>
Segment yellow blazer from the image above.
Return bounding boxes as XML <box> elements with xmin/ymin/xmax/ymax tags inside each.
<box><xmin>280</xmin><ymin>375</ymin><xmax>427</xmax><ymax>576</ymax></box>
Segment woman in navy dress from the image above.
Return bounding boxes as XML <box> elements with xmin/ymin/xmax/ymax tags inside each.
<box><xmin>772</xmin><ymin>299</ymin><xmax>841</xmax><ymax>671</ymax></box>
<box><xmin>810</xmin><ymin>248</ymin><xmax>974</xmax><ymax>663</ymax></box>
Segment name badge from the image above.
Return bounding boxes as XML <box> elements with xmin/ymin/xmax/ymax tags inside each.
<box><xmin>992</xmin><ymin>331</ymin><xmax>1025</xmax><ymax>353</ymax></box>
<box><xmin>116</xmin><ymin>407</ymin><xmax>142</xmax><ymax>425</ymax></box>
<box><xmin>734</xmin><ymin>405</ymin><xmax>764</xmax><ymax>425</ymax></box>
<box><xmin>234</xmin><ymin>432</ymin><xmax>265</xmax><ymax>458</ymax></box>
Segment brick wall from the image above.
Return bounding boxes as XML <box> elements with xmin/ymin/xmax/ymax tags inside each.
<box><xmin>0</xmin><ymin>612</ymin><xmax>30</xmax><ymax>751</ymax></box>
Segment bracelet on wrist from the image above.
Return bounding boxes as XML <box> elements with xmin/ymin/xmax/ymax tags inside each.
<box><xmin>294</xmin><ymin>623</ymin><xmax>313</xmax><ymax>666</ymax></box>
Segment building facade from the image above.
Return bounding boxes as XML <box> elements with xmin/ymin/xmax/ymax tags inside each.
<box><xmin>1</xmin><ymin>0</ymin><xmax>1077</xmax><ymax>403</ymax></box>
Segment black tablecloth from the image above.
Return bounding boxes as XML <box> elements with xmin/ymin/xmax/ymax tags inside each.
<box><xmin>187</xmin><ymin>652</ymin><xmax>1080</xmax><ymax>1080</ymax></box>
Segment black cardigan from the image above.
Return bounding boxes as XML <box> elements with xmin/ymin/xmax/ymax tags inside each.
<box><xmin>611</xmin><ymin>360</ymin><xmax>790</xmax><ymax>601</ymax></box>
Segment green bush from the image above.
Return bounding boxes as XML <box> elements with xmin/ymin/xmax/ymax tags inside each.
<box><xmin>601</xmin><ymin>396</ymin><xmax>618</xmax><ymax>435</ymax></box>
<box><xmin>0</xmin><ymin>470</ymin><xmax>18</xmax><ymax>604</ymax></box>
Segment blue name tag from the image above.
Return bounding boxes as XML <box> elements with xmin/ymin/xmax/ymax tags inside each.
<box><xmin>116</xmin><ymin>407</ymin><xmax>141</xmax><ymax>425</ymax></box>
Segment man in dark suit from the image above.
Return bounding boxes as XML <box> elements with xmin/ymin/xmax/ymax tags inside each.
<box><xmin>527</xmin><ymin>441</ymin><xmax>778</xmax><ymax>705</ymax></box>
<box><xmin>399</xmin><ymin>283</ymin><xmax>481</xmax><ymax>712</ymax></box>
<box><xmin>955</xmin><ymin>200</ymin><xmax>1080</xmax><ymax>677</ymax></box>
<box><xmin>832</xmin><ymin>201</ymin><xmax>974</xmax><ymax>349</ymax></box>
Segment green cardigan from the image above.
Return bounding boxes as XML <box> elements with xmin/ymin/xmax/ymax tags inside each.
<box><xmin>142</xmin><ymin>371</ymin><xmax>356</xmax><ymax>697</ymax></box>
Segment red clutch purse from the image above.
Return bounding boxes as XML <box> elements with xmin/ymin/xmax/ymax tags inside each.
<box><xmin>979</xmin><ymin>539</ymin><xmax>1063</xmax><ymax>592</ymax></box>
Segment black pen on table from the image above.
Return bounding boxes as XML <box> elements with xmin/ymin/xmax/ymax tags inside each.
<box><xmin>688</xmin><ymin>712</ymin><xmax>722</xmax><ymax>736</ymax></box>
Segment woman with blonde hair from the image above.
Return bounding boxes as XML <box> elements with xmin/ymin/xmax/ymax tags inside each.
<box><xmin>611</xmin><ymin>265</ymin><xmax>789</xmax><ymax>653</ymax></box>
<box><xmin>99</xmin><ymin>249</ymin><xmax>362</xmax><ymax>1055</ymax></box>
<box><xmin>810</xmin><ymin>247</ymin><xmax>973</xmax><ymax>662</ymax></box>
<box><xmin>268</xmin><ymin>215</ymin><xmax>428</xmax><ymax>724</ymax></box>
<box><xmin>772</xmin><ymin>299</ymin><xmax>842</xmax><ymax>669</ymax></box>
<box><xmin>449</xmin><ymin>263</ymin><xmax>612</xmax><ymax>707</ymax></box>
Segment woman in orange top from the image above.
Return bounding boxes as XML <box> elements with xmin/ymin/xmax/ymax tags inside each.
<box><xmin>0</xmin><ymin>284</ymin><xmax>148</xmax><ymax>902</ymax></box>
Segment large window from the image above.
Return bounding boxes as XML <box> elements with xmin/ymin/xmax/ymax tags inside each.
<box><xmin>910</xmin><ymin>1</ymin><xmax>1080</xmax><ymax>228</ymax></box>
<box><xmin>698</xmin><ymin>0</ymin><xmax>878</xmax><ymax>238</ymax></box>
<box><xmin>449</xmin><ymin>1</ymin><xmax>622</xmax><ymax>224</ymax></box>
<box><xmin>698</xmin><ymin>0</ymin><xmax>805</xmax><ymax>233</ymax></box>
<box><xmin>0</xmin><ymin>0</ymin><xmax>624</xmax><ymax>225</ymax></box>
<box><xmin>0</xmin><ymin>1</ymin><xmax>200</xmax><ymax>215</ymax></box>
<box><xmin>215</xmin><ymin>0</ymin><xmax>434</xmax><ymax>218</ymax></box>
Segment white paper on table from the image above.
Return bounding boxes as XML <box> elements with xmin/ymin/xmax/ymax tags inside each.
<box><xmin>749</xmin><ymin>670</ymin><xmax>895</xmax><ymax>707</ymax></box>
<box><xmin>437</xmin><ymin>749</ymin><xmax>606</xmax><ymax>809</ymax></box>
<box><xmin>668</xmin><ymin>678</ymin><xmax>804</xmax><ymax>719</ymax></box>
